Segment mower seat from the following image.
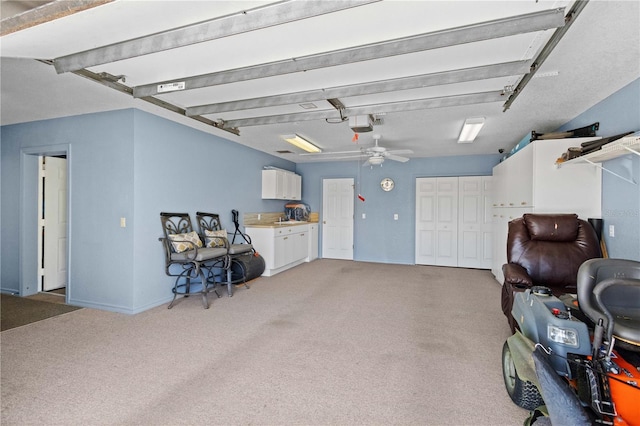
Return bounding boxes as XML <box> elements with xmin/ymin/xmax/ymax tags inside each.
<box><xmin>577</xmin><ymin>258</ymin><xmax>640</xmax><ymax>348</ymax></box>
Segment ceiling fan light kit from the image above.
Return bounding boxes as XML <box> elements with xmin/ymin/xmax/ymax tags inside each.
<box><xmin>367</xmin><ymin>156</ymin><xmax>385</xmax><ymax>166</ymax></box>
<box><xmin>458</xmin><ymin>117</ymin><xmax>486</xmax><ymax>143</ymax></box>
<box><xmin>282</xmin><ymin>134</ymin><xmax>321</xmax><ymax>153</ymax></box>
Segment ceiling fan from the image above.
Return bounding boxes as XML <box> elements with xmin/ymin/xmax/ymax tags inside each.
<box><xmin>301</xmin><ymin>134</ymin><xmax>413</xmax><ymax>166</ymax></box>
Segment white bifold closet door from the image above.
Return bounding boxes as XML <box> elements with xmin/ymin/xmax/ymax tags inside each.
<box><xmin>415</xmin><ymin>176</ymin><xmax>492</xmax><ymax>268</ymax></box>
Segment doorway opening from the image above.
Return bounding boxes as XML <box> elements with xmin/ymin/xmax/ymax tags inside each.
<box><xmin>37</xmin><ymin>155</ymin><xmax>68</xmax><ymax>300</ymax></box>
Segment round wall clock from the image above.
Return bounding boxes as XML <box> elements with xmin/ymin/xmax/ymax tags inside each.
<box><xmin>380</xmin><ymin>177</ymin><xmax>395</xmax><ymax>192</ymax></box>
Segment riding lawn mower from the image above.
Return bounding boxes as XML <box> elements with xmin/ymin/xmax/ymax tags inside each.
<box><xmin>502</xmin><ymin>258</ymin><xmax>640</xmax><ymax>425</ymax></box>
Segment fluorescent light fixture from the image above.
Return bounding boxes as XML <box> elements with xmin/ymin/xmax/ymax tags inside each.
<box><xmin>282</xmin><ymin>134</ymin><xmax>321</xmax><ymax>153</ymax></box>
<box><xmin>458</xmin><ymin>117</ymin><xmax>485</xmax><ymax>143</ymax></box>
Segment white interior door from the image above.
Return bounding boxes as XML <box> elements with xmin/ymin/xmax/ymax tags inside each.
<box><xmin>435</xmin><ymin>177</ymin><xmax>458</xmax><ymax>266</ymax></box>
<box><xmin>415</xmin><ymin>177</ymin><xmax>458</xmax><ymax>266</ymax></box>
<box><xmin>458</xmin><ymin>176</ymin><xmax>494</xmax><ymax>268</ymax></box>
<box><xmin>415</xmin><ymin>178</ymin><xmax>437</xmax><ymax>265</ymax></box>
<box><xmin>322</xmin><ymin>178</ymin><xmax>354</xmax><ymax>260</ymax></box>
<box><xmin>42</xmin><ymin>156</ymin><xmax>68</xmax><ymax>291</ymax></box>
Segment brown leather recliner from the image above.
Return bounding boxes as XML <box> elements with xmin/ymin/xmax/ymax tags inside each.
<box><xmin>501</xmin><ymin>213</ymin><xmax>602</xmax><ymax>332</ymax></box>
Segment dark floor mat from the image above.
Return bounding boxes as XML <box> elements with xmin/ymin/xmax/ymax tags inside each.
<box><xmin>1</xmin><ymin>294</ymin><xmax>82</xmax><ymax>331</ymax></box>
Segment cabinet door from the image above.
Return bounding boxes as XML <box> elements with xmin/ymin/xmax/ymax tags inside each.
<box><xmin>275</xmin><ymin>171</ymin><xmax>286</xmax><ymax>199</ymax></box>
<box><xmin>458</xmin><ymin>177</ymin><xmax>484</xmax><ymax>268</ymax></box>
<box><xmin>481</xmin><ymin>177</ymin><xmax>493</xmax><ymax>269</ymax></box>
<box><xmin>291</xmin><ymin>174</ymin><xmax>302</xmax><ymax>200</ymax></box>
<box><xmin>504</xmin><ymin>145</ymin><xmax>533</xmax><ymax>207</ymax></box>
<box><xmin>274</xmin><ymin>235</ymin><xmax>288</xmax><ymax>268</ymax></box>
<box><xmin>293</xmin><ymin>230</ymin><xmax>308</xmax><ymax>262</ymax></box>
<box><xmin>246</xmin><ymin>227</ymin><xmax>276</xmax><ymax>269</ymax></box>
<box><xmin>492</xmin><ymin>160</ymin><xmax>507</xmax><ymax>208</ymax></box>
<box><xmin>261</xmin><ymin>170</ymin><xmax>277</xmax><ymax>199</ymax></box>
<box><xmin>307</xmin><ymin>224</ymin><xmax>318</xmax><ymax>261</ymax></box>
<box><xmin>284</xmin><ymin>172</ymin><xmax>300</xmax><ymax>200</ymax></box>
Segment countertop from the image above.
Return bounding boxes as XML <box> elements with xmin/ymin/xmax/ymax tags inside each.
<box><xmin>245</xmin><ymin>221</ymin><xmax>317</xmax><ymax>229</ymax></box>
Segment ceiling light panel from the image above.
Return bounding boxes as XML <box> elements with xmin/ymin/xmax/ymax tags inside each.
<box><xmin>458</xmin><ymin>117</ymin><xmax>486</xmax><ymax>143</ymax></box>
<box><xmin>281</xmin><ymin>134</ymin><xmax>321</xmax><ymax>153</ymax></box>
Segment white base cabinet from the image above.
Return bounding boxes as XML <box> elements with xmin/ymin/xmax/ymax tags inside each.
<box><xmin>306</xmin><ymin>223</ymin><xmax>318</xmax><ymax>262</ymax></box>
<box><xmin>246</xmin><ymin>224</ymin><xmax>311</xmax><ymax>276</ymax></box>
<box><xmin>491</xmin><ymin>137</ymin><xmax>602</xmax><ymax>282</ymax></box>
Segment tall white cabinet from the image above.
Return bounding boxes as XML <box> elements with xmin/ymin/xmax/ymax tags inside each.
<box><xmin>491</xmin><ymin>137</ymin><xmax>602</xmax><ymax>282</ymax></box>
<box><xmin>415</xmin><ymin>176</ymin><xmax>492</xmax><ymax>268</ymax></box>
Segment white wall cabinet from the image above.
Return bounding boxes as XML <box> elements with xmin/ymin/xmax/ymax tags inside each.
<box><xmin>262</xmin><ymin>169</ymin><xmax>302</xmax><ymax>200</ymax></box>
<box><xmin>415</xmin><ymin>176</ymin><xmax>492</xmax><ymax>268</ymax></box>
<box><xmin>491</xmin><ymin>137</ymin><xmax>603</xmax><ymax>282</ymax></box>
<box><xmin>245</xmin><ymin>224</ymin><xmax>310</xmax><ymax>276</ymax></box>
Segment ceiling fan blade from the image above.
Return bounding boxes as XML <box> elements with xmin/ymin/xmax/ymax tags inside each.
<box><xmin>386</xmin><ymin>154</ymin><xmax>410</xmax><ymax>162</ymax></box>
<box><xmin>386</xmin><ymin>149</ymin><xmax>413</xmax><ymax>155</ymax></box>
<box><xmin>299</xmin><ymin>150</ymin><xmax>361</xmax><ymax>156</ymax></box>
<box><xmin>307</xmin><ymin>154</ymin><xmax>366</xmax><ymax>161</ymax></box>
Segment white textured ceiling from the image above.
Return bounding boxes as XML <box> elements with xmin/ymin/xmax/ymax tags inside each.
<box><xmin>1</xmin><ymin>0</ymin><xmax>638</xmax><ymax>163</ymax></box>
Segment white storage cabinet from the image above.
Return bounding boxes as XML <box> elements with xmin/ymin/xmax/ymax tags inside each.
<box><xmin>246</xmin><ymin>224</ymin><xmax>309</xmax><ymax>276</ymax></box>
<box><xmin>262</xmin><ymin>169</ymin><xmax>302</xmax><ymax>200</ymax></box>
<box><xmin>491</xmin><ymin>137</ymin><xmax>603</xmax><ymax>282</ymax></box>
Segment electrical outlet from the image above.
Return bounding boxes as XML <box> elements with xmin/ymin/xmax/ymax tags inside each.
<box><xmin>393</xmin><ymin>213</ymin><xmax>398</xmax><ymax>220</ymax></box>
<box><xmin>609</xmin><ymin>225</ymin><xmax>615</xmax><ymax>237</ymax></box>
<box><xmin>120</xmin><ymin>217</ymin><xmax>126</xmax><ymax>228</ymax></box>
<box><xmin>362</xmin><ymin>213</ymin><xmax>366</xmax><ymax>219</ymax></box>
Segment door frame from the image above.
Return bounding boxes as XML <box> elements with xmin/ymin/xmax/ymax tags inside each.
<box><xmin>20</xmin><ymin>144</ymin><xmax>71</xmax><ymax>301</ymax></box>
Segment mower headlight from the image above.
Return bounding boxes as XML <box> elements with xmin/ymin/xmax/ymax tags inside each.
<box><xmin>548</xmin><ymin>325</ymin><xmax>579</xmax><ymax>347</ymax></box>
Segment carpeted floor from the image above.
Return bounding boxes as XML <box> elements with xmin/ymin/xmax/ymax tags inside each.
<box><xmin>0</xmin><ymin>293</ymin><xmax>82</xmax><ymax>331</ymax></box>
<box><xmin>1</xmin><ymin>260</ymin><xmax>527</xmax><ymax>425</ymax></box>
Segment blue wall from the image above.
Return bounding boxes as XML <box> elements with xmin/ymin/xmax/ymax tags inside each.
<box><xmin>0</xmin><ymin>109</ymin><xmax>295</xmax><ymax>313</ymax></box>
<box><xmin>296</xmin><ymin>154</ymin><xmax>499</xmax><ymax>264</ymax></box>
<box><xmin>2</xmin><ymin>78</ymin><xmax>637</xmax><ymax>313</ymax></box>
<box><xmin>557</xmin><ymin>79</ymin><xmax>640</xmax><ymax>261</ymax></box>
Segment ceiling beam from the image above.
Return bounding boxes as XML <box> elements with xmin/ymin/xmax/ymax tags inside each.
<box><xmin>186</xmin><ymin>60</ymin><xmax>532</xmax><ymax>117</ymax></box>
<box><xmin>0</xmin><ymin>0</ymin><xmax>113</xmax><ymax>37</ymax></box>
<box><xmin>42</xmin><ymin>61</ymin><xmax>240</xmax><ymax>136</ymax></box>
<box><xmin>133</xmin><ymin>8</ymin><xmax>564</xmax><ymax>98</ymax></box>
<box><xmin>52</xmin><ymin>0</ymin><xmax>380</xmax><ymax>74</ymax></box>
<box><xmin>219</xmin><ymin>91</ymin><xmax>505</xmax><ymax>128</ymax></box>
<box><xmin>503</xmin><ymin>0</ymin><xmax>589</xmax><ymax>111</ymax></box>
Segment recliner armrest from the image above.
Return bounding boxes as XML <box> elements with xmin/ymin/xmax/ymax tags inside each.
<box><xmin>503</xmin><ymin>263</ymin><xmax>533</xmax><ymax>288</ymax></box>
